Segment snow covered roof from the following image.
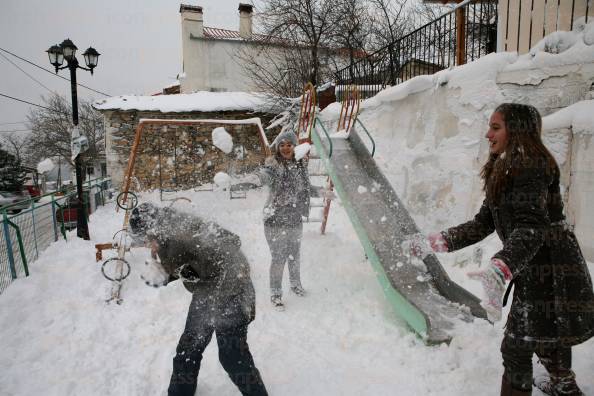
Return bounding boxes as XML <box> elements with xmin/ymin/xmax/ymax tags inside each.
<box><xmin>93</xmin><ymin>91</ymin><xmax>271</xmax><ymax>113</ymax></box>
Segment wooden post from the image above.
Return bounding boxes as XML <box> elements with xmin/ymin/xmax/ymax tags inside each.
<box><xmin>456</xmin><ymin>6</ymin><xmax>466</xmax><ymax>65</ymax></box>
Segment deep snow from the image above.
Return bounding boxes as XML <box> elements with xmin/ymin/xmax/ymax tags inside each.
<box><xmin>0</xmin><ymin>186</ymin><xmax>593</xmax><ymax>395</ymax></box>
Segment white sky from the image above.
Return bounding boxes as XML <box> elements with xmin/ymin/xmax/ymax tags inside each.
<box><xmin>0</xmin><ymin>0</ymin><xmax>259</xmax><ymax>136</ymax></box>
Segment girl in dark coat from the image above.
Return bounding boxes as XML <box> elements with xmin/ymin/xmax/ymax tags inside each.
<box><xmin>257</xmin><ymin>130</ymin><xmax>310</xmax><ymax>310</ymax></box>
<box><xmin>425</xmin><ymin>104</ymin><xmax>594</xmax><ymax>395</ymax></box>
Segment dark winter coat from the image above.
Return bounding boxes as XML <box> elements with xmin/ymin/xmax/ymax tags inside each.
<box><xmin>257</xmin><ymin>156</ymin><xmax>310</xmax><ymax>228</ymax></box>
<box><xmin>148</xmin><ymin>208</ymin><xmax>256</xmax><ymax>330</ymax></box>
<box><xmin>442</xmin><ymin>164</ymin><xmax>594</xmax><ymax>346</ymax></box>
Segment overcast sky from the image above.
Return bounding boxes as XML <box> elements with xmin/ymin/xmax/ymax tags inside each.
<box><xmin>0</xmin><ymin>0</ymin><xmax>258</xmax><ymax>136</ymax></box>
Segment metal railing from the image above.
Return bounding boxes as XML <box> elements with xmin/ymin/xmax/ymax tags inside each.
<box><xmin>335</xmin><ymin>0</ymin><xmax>498</xmax><ymax>99</ymax></box>
<box><xmin>0</xmin><ymin>177</ymin><xmax>113</xmax><ymax>295</ymax></box>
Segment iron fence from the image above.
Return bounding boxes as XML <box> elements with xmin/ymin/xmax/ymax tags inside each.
<box><xmin>0</xmin><ymin>177</ymin><xmax>113</xmax><ymax>295</ymax></box>
<box><xmin>335</xmin><ymin>0</ymin><xmax>498</xmax><ymax>100</ymax></box>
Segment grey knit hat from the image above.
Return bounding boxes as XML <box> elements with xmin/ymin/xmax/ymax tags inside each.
<box><xmin>272</xmin><ymin>130</ymin><xmax>298</xmax><ymax>149</ymax></box>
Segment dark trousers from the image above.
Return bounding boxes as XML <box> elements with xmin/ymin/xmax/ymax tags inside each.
<box><xmin>168</xmin><ymin>316</ymin><xmax>267</xmax><ymax>396</ymax></box>
<box><xmin>500</xmin><ymin>335</ymin><xmax>572</xmax><ymax>392</ymax></box>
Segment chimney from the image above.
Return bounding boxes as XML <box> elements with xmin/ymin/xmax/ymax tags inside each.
<box><xmin>238</xmin><ymin>3</ymin><xmax>253</xmax><ymax>39</ymax></box>
<box><xmin>180</xmin><ymin>4</ymin><xmax>204</xmax><ymax>38</ymax></box>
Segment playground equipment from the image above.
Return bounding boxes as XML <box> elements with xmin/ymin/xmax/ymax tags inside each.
<box><xmin>99</xmin><ymin>118</ymin><xmax>271</xmax><ymax>304</ymax></box>
<box><xmin>311</xmin><ymin>98</ymin><xmax>487</xmax><ymax>344</ymax></box>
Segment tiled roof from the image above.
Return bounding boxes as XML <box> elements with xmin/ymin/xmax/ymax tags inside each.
<box><xmin>201</xmin><ymin>26</ymin><xmax>367</xmax><ymax>59</ymax></box>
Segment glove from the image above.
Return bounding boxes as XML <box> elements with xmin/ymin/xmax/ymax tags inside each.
<box><xmin>467</xmin><ymin>258</ymin><xmax>512</xmax><ymax>322</ymax></box>
<box><xmin>428</xmin><ymin>232</ymin><xmax>448</xmax><ymax>253</ymax></box>
<box><xmin>406</xmin><ymin>232</ymin><xmax>447</xmax><ymax>259</ymax></box>
<box><xmin>140</xmin><ymin>257</ymin><xmax>170</xmax><ymax>288</ymax></box>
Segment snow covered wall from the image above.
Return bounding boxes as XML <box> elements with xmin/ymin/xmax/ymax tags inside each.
<box><xmin>321</xmin><ymin>20</ymin><xmax>594</xmax><ymax>260</ymax></box>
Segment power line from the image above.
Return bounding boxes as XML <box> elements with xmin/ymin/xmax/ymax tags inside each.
<box><xmin>0</xmin><ymin>51</ymin><xmax>55</xmax><ymax>93</ymax></box>
<box><xmin>0</xmin><ymin>46</ymin><xmax>111</xmax><ymax>97</ymax></box>
<box><xmin>0</xmin><ymin>92</ymin><xmax>53</xmax><ymax>111</ymax></box>
<box><xmin>0</xmin><ymin>121</ymin><xmax>27</xmax><ymax>126</ymax></box>
<box><xmin>0</xmin><ymin>92</ymin><xmax>97</xmax><ymax>123</ymax></box>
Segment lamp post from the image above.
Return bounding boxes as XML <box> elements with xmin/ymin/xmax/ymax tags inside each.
<box><xmin>46</xmin><ymin>39</ymin><xmax>100</xmax><ymax>240</ymax></box>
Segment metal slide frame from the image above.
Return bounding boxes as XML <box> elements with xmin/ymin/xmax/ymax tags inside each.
<box><xmin>311</xmin><ymin>119</ymin><xmax>487</xmax><ymax>344</ymax></box>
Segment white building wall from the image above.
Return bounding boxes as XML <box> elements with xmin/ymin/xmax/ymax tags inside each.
<box><xmin>180</xmin><ymin>39</ymin><xmax>256</xmax><ymax>93</ymax></box>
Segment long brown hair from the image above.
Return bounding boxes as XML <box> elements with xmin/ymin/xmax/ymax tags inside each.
<box><xmin>481</xmin><ymin>103</ymin><xmax>559</xmax><ymax>202</ymax></box>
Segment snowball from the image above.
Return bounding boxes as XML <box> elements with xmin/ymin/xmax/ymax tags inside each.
<box><xmin>212</xmin><ymin>127</ymin><xmax>233</xmax><ymax>154</ymax></box>
<box><xmin>37</xmin><ymin>158</ymin><xmax>54</xmax><ymax>174</ymax></box>
<box><xmin>357</xmin><ymin>186</ymin><xmax>368</xmax><ymax>194</ymax></box>
<box><xmin>213</xmin><ymin>172</ymin><xmax>231</xmax><ymax>187</ymax></box>
<box><xmin>294</xmin><ymin>143</ymin><xmax>311</xmax><ymax>161</ymax></box>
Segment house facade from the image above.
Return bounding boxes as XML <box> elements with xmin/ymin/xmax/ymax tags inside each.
<box><xmin>179</xmin><ymin>4</ymin><xmax>260</xmax><ymax>93</ymax></box>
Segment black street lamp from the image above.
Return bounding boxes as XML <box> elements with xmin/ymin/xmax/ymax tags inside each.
<box><xmin>46</xmin><ymin>39</ymin><xmax>101</xmax><ymax>240</ymax></box>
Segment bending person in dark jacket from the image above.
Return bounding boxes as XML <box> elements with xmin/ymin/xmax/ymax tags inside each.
<box><xmin>418</xmin><ymin>104</ymin><xmax>593</xmax><ymax>395</ymax></box>
<box><xmin>256</xmin><ymin>130</ymin><xmax>311</xmax><ymax>310</ymax></box>
<box><xmin>129</xmin><ymin>203</ymin><xmax>268</xmax><ymax>396</ymax></box>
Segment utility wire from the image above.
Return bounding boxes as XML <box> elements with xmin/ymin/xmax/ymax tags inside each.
<box><xmin>0</xmin><ymin>92</ymin><xmax>54</xmax><ymax>111</ymax></box>
<box><xmin>0</xmin><ymin>46</ymin><xmax>111</xmax><ymax>97</ymax></box>
<box><xmin>0</xmin><ymin>121</ymin><xmax>27</xmax><ymax>126</ymax></box>
<box><xmin>0</xmin><ymin>92</ymin><xmax>97</xmax><ymax>123</ymax></box>
<box><xmin>0</xmin><ymin>51</ymin><xmax>55</xmax><ymax>93</ymax></box>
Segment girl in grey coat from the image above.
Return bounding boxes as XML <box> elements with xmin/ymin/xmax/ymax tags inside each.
<box><xmin>257</xmin><ymin>130</ymin><xmax>310</xmax><ymax>310</ymax></box>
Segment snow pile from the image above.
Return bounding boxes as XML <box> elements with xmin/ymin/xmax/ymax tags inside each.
<box><xmin>543</xmin><ymin>99</ymin><xmax>594</xmax><ymax>134</ymax></box>
<box><xmin>507</xmin><ymin>19</ymin><xmax>594</xmax><ymax>72</ymax></box>
<box><xmin>1</xmin><ymin>190</ymin><xmax>592</xmax><ymax>395</ymax></box>
<box><xmin>93</xmin><ymin>91</ymin><xmax>271</xmax><ymax>113</ymax></box>
<box><xmin>321</xmin><ymin>19</ymin><xmax>594</xmax><ymax>235</ymax></box>
<box><xmin>212</xmin><ymin>127</ymin><xmax>233</xmax><ymax>154</ymax></box>
<box><xmin>36</xmin><ymin>158</ymin><xmax>54</xmax><ymax>174</ymax></box>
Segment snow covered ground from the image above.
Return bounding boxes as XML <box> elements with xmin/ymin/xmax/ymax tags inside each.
<box><xmin>2</xmin><ymin>18</ymin><xmax>594</xmax><ymax>396</ymax></box>
<box><xmin>0</xmin><ymin>186</ymin><xmax>593</xmax><ymax>395</ymax></box>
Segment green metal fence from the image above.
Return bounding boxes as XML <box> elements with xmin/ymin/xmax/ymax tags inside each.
<box><xmin>0</xmin><ymin>177</ymin><xmax>113</xmax><ymax>295</ymax></box>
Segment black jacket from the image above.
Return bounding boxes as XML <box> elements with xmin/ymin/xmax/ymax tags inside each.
<box><xmin>443</xmin><ymin>164</ymin><xmax>594</xmax><ymax>346</ymax></box>
<box><xmin>149</xmin><ymin>208</ymin><xmax>256</xmax><ymax>330</ymax></box>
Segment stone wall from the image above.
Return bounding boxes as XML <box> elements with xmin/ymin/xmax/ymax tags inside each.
<box><xmin>102</xmin><ymin>110</ymin><xmax>280</xmax><ymax>190</ymax></box>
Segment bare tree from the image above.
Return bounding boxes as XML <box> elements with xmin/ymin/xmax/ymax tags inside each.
<box><xmin>368</xmin><ymin>0</ymin><xmax>410</xmax><ymax>50</ymax></box>
<box><xmin>237</xmin><ymin>0</ymin><xmax>347</xmax><ymax>98</ymax></box>
<box><xmin>26</xmin><ymin>93</ymin><xmax>104</xmax><ymax>167</ymax></box>
<box><xmin>1</xmin><ymin>133</ymin><xmax>29</xmax><ymax>165</ymax></box>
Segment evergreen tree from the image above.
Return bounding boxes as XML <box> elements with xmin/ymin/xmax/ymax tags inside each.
<box><xmin>0</xmin><ymin>144</ymin><xmax>26</xmax><ymax>191</ymax></box>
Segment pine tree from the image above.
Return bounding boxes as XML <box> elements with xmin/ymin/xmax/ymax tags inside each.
<box><xmin>0</xmin><ymin>144</ymin><xmax>26</xmax><ymax>191</ymax></box>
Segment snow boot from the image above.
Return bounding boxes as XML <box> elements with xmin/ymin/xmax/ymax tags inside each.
<box><xmin>271</xmin><ymin>295</ymin><xmax>285</xmax><ymax>311</ymax></box>
<box><xmin>533</xmin><ymin>372</ymin><xmax>584</xmax><ymax>396</ymax></box>
<box><xmin>290</xmin><ymin>285</ymin><xmax>306</xmax><ymax>297</ymax></box>
<box><xmin>501</xmin><ymin>374</ymin><xmax>532</xmax><ymax>396</ymax></box>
